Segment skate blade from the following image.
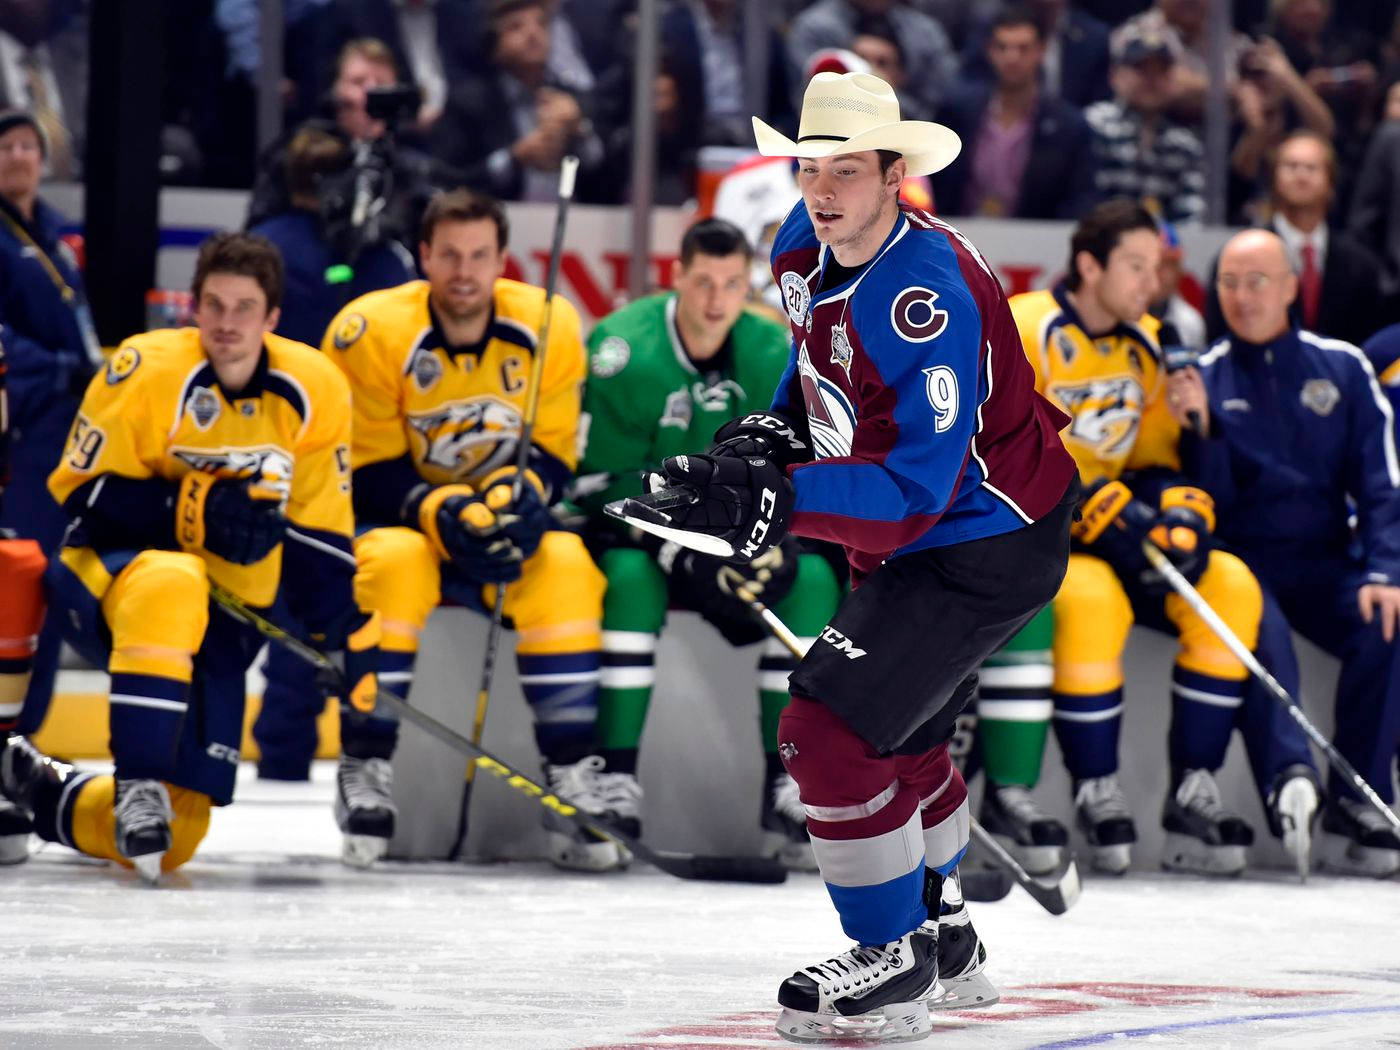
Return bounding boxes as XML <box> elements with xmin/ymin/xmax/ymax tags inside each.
<box><xmin>341</xmin><ymin>834</ymin><xmax>389</xmax><ymax>869</ymax></box>
<box><xmin>1160</xmin><ymin>834</ymin><xmax>1246</xmax><ymax>876</ymax></box>
<box><xmin>1320</xmin><ymin>832</ymin><xmax>1400</xmax><ymax>878</ymax></box>
<box><xmin>1283</xmin><ymin>825</ymin><xmax>1311</xmax><ymax>881</ymax></box>
<box><xmin>132</xmin><ymin>851</ymin><xmax>165</xmax><ymax>884</ymax></box>
<box><xmin>990</xmin><ymin>834</ymin><xmax>1064</xmax><ymax>877</ymax></box>
<box><xmin>775</xmin><ymin>1001</ymin><xmax>932</xmax><ymax>1044</ymax></box>
<box><xmin>548</xmin><ymin>832</ymin><xmax>630</xmax><ymax>873</ymax></box>
<box><xmin>926</xmin><ymin>970</ymin><xmax>999</xmax><ymax>1011</ymax></box>
<box><xmin>1090</xmin><ymin>843</ymin><xmax>1132</xmax><ymax>875</ymax></box>
<box><xmin>0</xmin><ymin>831</ymin><xmax>31</xmax><ymax>865</ymax></box>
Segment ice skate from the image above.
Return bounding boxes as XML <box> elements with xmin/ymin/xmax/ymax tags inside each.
<box><xmin>762</xmin><ymin>771</ymin><xmax>817</xmax><ymax>871</ymax></box>
<box><xmin>543</xmin><ymin>755</ymin><xmax>633</xmax><ymax>872</ymax></box>
<box><xmin>0</xmin><ymin>798</ymin><xmax>32</xmax><ymax>864</ymax></box>
<box><xmin>775</xmin><ymin>932</ymin><xmax>939</xmax><ymax>1043</ymax></box>
<box><xmin>1266</xmin><ymin>772</ymin><xmax>1318</xmax><ymax>880</ymax></box>
<box><xmin>334</xmin><ymin>755</ymin><xmax>396</xmax><ymax>869</ymax></box>
<box><xmin>979</xmin><ymin>783</ymin><xmax>1068</xmax><ymax>876</ymax></box>
<box><xmin>1161</xmin><ymin>768</ymin><xmax>1253</xmax><ymax>876</ymax></box>
<box><xmin>913</xmin><ymin>872</ymin><xmax>999</xmax><ymax>1011</ymax></box>
<box><xmin>1073</xmin><ymin>774</ymin><xmax>1136</xmax><ymax>874</ymax></box>
<box><xmin>114</xmin><ymin>778</ymin><xmax>172</xmax><ymax>884</ymax></box>
<box><xmin>1320</xmin><ymin>796</ymin><xmax>1400</xmax><ymax>878</ymax></box>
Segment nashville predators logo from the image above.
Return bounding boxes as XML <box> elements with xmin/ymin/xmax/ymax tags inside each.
<box><xmin>1051</xmin><ymin>376</ymin><xmax>1144</xmax><ymax>456</ymax></box>
<box><xmin>406</xmin><ymin>397</ymin><xmax>522</xmax><ymax>479</ymax></box>
<box><xmin>171</xmin><ymin>446</ymin><xmax>294</xmax><ymax>503</ymax></box>
<box><xmin>332</xmin><ymin>313</ymin><xmax>367</xmax><ymax>350</ymax></box>
<box><xmin>106</xmin><ymin>346</ymin><xmax>140</xmax><ymax>385</ymax></box>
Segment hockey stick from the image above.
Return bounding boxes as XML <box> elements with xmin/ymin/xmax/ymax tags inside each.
<box><xmin>453</xmin><ymin>155</ymin><xmax>581</xmax><ymax>859</ymax></box>
<box><xmin>1142</xmin><ymin>541</ymin><xmax>1400</xmax><ymax>833</ymax></box>
<box><xmin>209</xmin><ymin>582</ymin><xmax>788</xmax><ymax>884</ymax></box>
<box><xmin>739</xmin><ymin>590</ymin><xmax>1081</xmax><ymax>916</ymax></box>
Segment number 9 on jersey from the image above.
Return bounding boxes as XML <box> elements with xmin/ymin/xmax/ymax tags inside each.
<box><xmin>923</xmin><ymin>366</ymin><xmax>958</xmax><ymax>433</ymax></box>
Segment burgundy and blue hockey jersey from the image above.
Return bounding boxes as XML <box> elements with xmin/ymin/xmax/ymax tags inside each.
<box><xmin>769</xmin><ymin>202</ymin><xmax>1076</xmax><ymax>576</ymax></box>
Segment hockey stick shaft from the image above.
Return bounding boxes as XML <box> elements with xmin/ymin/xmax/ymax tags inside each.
<box><xmin>1141</xmin><ymin>541</ymin><xmax>1400</xmax><ymax>831</ymax></box>
<box><xmin>460</xmin><ymin>156</ymin><xmax>581</xmax><ymax>826</ymax></box>
<box><xmin>209</xmin><ymin>583</ymin><xmax>786</xmax><ymax>883</ymax></box>
<box><xmin>737</xmin><ymin>590</ymin><xmax>1079</xmax><ymax>914</ymax></box>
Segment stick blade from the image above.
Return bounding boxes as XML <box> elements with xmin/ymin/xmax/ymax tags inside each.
<box><xmin>650</xmin><ymin>852</ymin><xmax>789</xmax><ymax>884</ymax></box>
<box><xmin>1023</xmin><ymin>855</ymin><xmax>1081</xmax><ymax>916</ymax></box>
<box><xmin>603</xmin><ymin>489</ymin><xmax>736</xmax><ymax>558</ymax></box>
<box><xmin>958</xmin><ymin>866</ymin><xmax>1014</xmax><ymax>902</ymax></box>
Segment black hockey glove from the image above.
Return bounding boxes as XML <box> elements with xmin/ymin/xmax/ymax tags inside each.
<box><xmin>1070</xmin><ymin>477</ymin><xmax>1158</xmax><ymax>590</ymax></box>
<box><xmin>1147</xmin><ymin>486</ymin><xmax>1214</xmax><ymax>586</ymax></box>
<box><xmin>716</xmin><ymin>536</ymin><xmax>800</xmax><ymax>606</ymax></box>
<box><xmin>177</xmin><ymin>471</ymin><xmax>286</xmax><ymax>565</ymax></box>
<box><xmin>709</xmin><ymin>411</ymin><xmax>812</xmax><ymax>469</ymax></box>
<box><xmin>647</xmin><ymin>452</ymin><xmax>793</xmax><ymax>562</ymax></box>
<box><xmin>476</xmin><ymin>467</ymin><xmax>552</xmax><ymax>560</ymax></box>
<box><xmin>410</xmin><ymin>483</ymin><xmax>525</xmax><ymax>584</ymax></box>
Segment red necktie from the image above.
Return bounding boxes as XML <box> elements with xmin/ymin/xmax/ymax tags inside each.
<box><xmin>1300</xmin><ymin>242</ymin><xmax>1321</xmax><ymax>330</ymax></box>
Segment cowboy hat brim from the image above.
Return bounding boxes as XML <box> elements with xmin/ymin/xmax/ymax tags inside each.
<box><xmin>752</xmin><ymin>115</ymin><xmax>961</xmax><ymax>177</ymax></box>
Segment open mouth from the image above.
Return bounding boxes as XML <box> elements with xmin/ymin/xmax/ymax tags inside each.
<box><xmin>814</xmin><ymin>211</ymin><xmax>841</xmax><ymax>223</ymax></box>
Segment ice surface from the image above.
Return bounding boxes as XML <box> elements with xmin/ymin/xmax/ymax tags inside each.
<box><xmin>3</xmin><ymin>762</ymin><xmax>1399</xmax><ymax>1049</ymax></box>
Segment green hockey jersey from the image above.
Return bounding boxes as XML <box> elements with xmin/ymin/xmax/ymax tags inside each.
<box><xmin>577</xmin><ymin>291</ymin><xmax>791</xmax><ymax>516</ymax></box>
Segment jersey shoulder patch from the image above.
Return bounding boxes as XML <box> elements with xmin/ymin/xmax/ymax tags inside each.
<box><xmin>590</xmin><ymin>335</ymin><xmax>631</xmax><ymax>378</ymax></box>
<box><xmin>332</xmin><ymin>312</ymin><xmax>368</xmax><ymax>350</ymax></box>
<box><xmin>106</xmin><ymin>345</ymin><xmax>140</xmax><ymax>385</ymax></box>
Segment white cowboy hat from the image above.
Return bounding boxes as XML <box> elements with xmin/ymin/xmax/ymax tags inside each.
<box><xmin>751</xmin><ymin>71</ymin><xmax>961</xmax><ymax>177</ymax></box>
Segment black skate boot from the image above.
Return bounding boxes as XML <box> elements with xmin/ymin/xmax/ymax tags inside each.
<box><xmin>1073</xmin><ymin>774</ymin><xmax>1137</xmax><ymax>874</ymax></box>
<box><xmin>1161</xmin><ymin>768</ymin><xmax>1253</xmax><ymax>875</ymax></box>
<box><xmin>775</xmin><ymin>932</ymin><xmax>939</xmax><ymax>1043</ymax></box>
<box><xmin>761</xmin><ymin>771</ymin><xmax>817</xmax><ymax>871</ymax></box>
<box><xmin>1320</xmin><ymin>796</ymin><xmax>1400</xmax><ymax>878</ymax></box>
<box><xmin>0</xmin><ymin>734</ymin><xmax>72</xmax><ymax>864</ymax></box>
<box><xmin>113</xmin><ymin>778</ymin><xmax>173</xmax><ymax>884</ymax></box>
<box><xmin>334</xmin><ymin>755</ymin><xmax>396</xmax><ymax>869</ymax></box>
<box><xmin>543</xmin><ymin>755</ymin><xmax>636</xmax><ymax>872</ymax></box>
<box><xmin>912</xmin><ymin>868</ymin><xmax>999</xmax><ymax>1011</ymax></box>
<box><xmin>1265</xmin><ymin>766</ymin><xmax>1319</xmax><ymax>880</ymax></box>
<box><xmin>979</xmin><ymin>782</ymin><xmax>1068</xmax><ymax>876</ymax></box>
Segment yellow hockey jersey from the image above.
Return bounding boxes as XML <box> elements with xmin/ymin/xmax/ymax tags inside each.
<box><xmin>1010</xmin><ymin>287</ymin><xmax>1180</xmax><ymax>485</ymax></box>
<box><xmin>325</xmin><ymin>278</ymin><xmax>585</xmax><ymax>518</ymax></box>
<box><xmin>49</xmin><ymin>327</ymin><xmax>354</xmax><ymax>611</ymax></box>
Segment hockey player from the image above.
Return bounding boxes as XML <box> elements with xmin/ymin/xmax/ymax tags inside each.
<box><xmin>0</xmin><ymin>232</ymin><xmax>379</xmax><ymax>882</ymax></box>
<box><xmin>576</xmin><ymin>217</ymin><xmax>842</xmax><ymax>868</ymax></box>
<box><xmin>0</xmin><ymin>336</ymin><xmax>47</xmax><ymax>862</ymax></box>
<box><xmin>1013</xmin><ymin>199</ymin><xmax>1317</xmax><ymax>876</ymax></box>
<box><xmin>275</xmin><ymin>187</ymin><xmax>623</xmax><ymax>870</ymax></box>
<box><xmin>629</xmin><ymin>72</ymin><xmax>1078</xmax><ymax>1040</ymax></box>
<box><xmin>1188</xmin><ymin>229</ymin><xmax>1400</xmax><ymax>877</ymax></box>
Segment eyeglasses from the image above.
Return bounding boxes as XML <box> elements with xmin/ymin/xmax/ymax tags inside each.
<box><xmin>1216</xmin><ymin>272</ymin><xmax>1287</xmax><ymax>292</ymax></box>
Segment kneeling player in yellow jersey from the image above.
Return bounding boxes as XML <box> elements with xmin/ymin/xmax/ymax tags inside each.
<box><xmin>0</xmin><ymin>234</ymin><xmax>379</xmax><ymax>882</ymax></box>
<box><xmin>261</xmin><ymin>188</ymin><xmax>623</xmax><ymax>871</ymax></box>
<box><xmin>1013</xmin><ymin>200</ymin><xmax>1317</xmax><ymax>876</ymax></box>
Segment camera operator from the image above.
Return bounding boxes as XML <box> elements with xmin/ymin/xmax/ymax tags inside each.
<box><xmin>247</xmin><ymin>124</ymin><xmax>416</xmax><ymax>348</ymax></box>
<box><xmin>247</xmin><ymin>38</ymin><xmax>444</xmax><ymax>256</ymax></box>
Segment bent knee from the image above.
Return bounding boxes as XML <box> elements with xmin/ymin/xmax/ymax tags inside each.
<box><xmin>106</xmin><ymin>551</ymin><xmax>209</xmax><ymax>656</ymax></box>
<box><xmin>354</xmin><ymin>527</ymin><xmax>441</xmax><ymax>636</ymax></box>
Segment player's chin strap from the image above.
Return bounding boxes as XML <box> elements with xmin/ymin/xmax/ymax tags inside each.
<box><xmin>1142</xmin><ymin>541</ymin><xmax>1400</xmax><ymax>834</ymax></box>
<box><xmin>733</xmin><ymin>586</ymin><xmax>1081</xmax><ymax>917</ymax></box>
<box><xmin>207</xmin><ymin>582</ymin><xmax>788</xmax><ymax>884</ymax></box>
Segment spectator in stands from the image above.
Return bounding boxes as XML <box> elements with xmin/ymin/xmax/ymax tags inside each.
<box><xmin>1184</xmin><ymin>228</ymin><xmax>1400</xmax><ymax>877</ymax></box>
<box><xmin>431</xmin><ymin>0</ymin><xmax>607</xmax><ymax>203</ymax></box>
<box><xmin>659</xmin><ymin>0</ymin><xmax>792</xmax><ymax>148</ymax></box>
<box><xmin>0</xmin><ymin>0</ymin><xmax>83</xmax><ymax>179</ymax></box>
<box><xmin>1118</xmin><ymin>0</ymin><xmax>1254</xmax><ymax>124</ymax></box>
<box><xmin>1228</xmin><ymin>36</ymin><xmax>1336</xmax><ymax>224</ymax></box>
<box><xmin>962</xmin><ymin>0</ymin><xmax>1112</xmax><ymax>108</ymax></box>
<box><xmin>1086</xmin><ymin>23</ymin><xmax>1206</xmax><ymax>224</ymax></box>
<box><xmin>1348</xmin><ymin>104</ymin><xmax>1400</xmax><ymax>310</ymax></box>
<box><xmin>931</xmin><ymin>5</ymin><xmax>1096</xmax><ymax>219</ymax></box>
<box><xmin>597</xmin><ymin>49</ymin><xmax>701</xmax><ymax>205</ymax></box>
<box><xmin>249</xmin><ymin>39</ymin><xmax>442</xmax><ymax>256</ymax></box>
<box><xmin>1208</xmin><ymin>129</ymin><xmax>1383</xmax><ymax>347</ymax></box>
<box><xmin>786</xmin><ymin>0</ymin><xmax>957</xmax><ymax>117</ymax></box>
<box><xmin>247</xmin><ymin>124</ymin><xmax>416</xmax><ymax>348</ymax></box>
<box><xmin>318</xmin><ymin>0</ymin><xmax>483</xmax><ymax>135</ymax></box>
<box><xmin>842</xmin><ymin>13</ymin><xmax>930</xmax><ymax>120</ymax></box>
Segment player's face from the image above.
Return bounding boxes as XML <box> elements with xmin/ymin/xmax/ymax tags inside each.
<box><xmin>195</xmin><ymin>273</ymin><xmax>279</xmax><ymax>377</ymax></box>
<box><xmin>1217</xmin><ymin>236</ymin><xmax>1297</xmax><ymax>344</ymax></box>
<box><xmin>421</xmin><ymin>218</ymin><xmax>506</xmax><ymax>324</ymax></box>
<box><xmin>1091</xmin><ymin>228</ymin><xmax>1162</xmax><ymax>323</ymax></box>
<box><xmin>0</xmin><ymin>125</ymin><xmax>43</xmax><ymax>204</ymax></box>
<box><xmin>674</xmin><ymin>251</ymin><xmax>750</xmax><ymax>345</ymax></box>
<box><xmin>797</xmin><ymin>151</ymin><xmax>903</xmax><ymax>261</ymax></box>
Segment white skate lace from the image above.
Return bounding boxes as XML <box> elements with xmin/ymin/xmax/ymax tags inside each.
<box><xmin>1175</xmin><ymin>769</ymin><xmax>1234</xmax><ymax>823</ymax></box>
<box><xmin>771</xmin><ymin>773</ymin><xmax>806</xmax><ymax>824</ymax></box>
<box><xmin>594</xmin><ymin>770</ymin><xmax>642</xmax><ymax>819</ymax></box>
<box><xmin>1075</xmin><ymin>775</ymin><xmax>1132</xmax><ymax>820</ymax></box>
<box><xmin>338</xmin><ymin>757</ymin><xmax>393</xmax><ymax>812</ymax></box>
<box><xmin>115</xmin><ymin>779</ymin><xmax>172</xmax><ymax>832</ymax></box>
<box><xmin>805</xmin><ymin>940</ymin><xmax>905</xmax><ymax>993</ymax></box>
<box><xmin>547</xmin><ymin>755</ymin><xmax>609</xmax><ymax>815</ymax></box>
<box><xmin>993</xmin><ymin>784</ymin><xmax>1051</xmax><ymax>824</ymax></box>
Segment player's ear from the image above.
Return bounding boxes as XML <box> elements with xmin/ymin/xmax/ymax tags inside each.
<box><xmin>264</xmin><ymin>305</ymin><xmax>281</xmax><ymax>334</ymax></box>
<box><xmin>886</xmin><ymin>156</ymin><xmax>906</xmax><ymax>193</ymax></box>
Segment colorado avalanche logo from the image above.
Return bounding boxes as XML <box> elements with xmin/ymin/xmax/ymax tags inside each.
<box><xmin>796</xmin><ymin>343</ymin><xmax>856</xmax><ymax>459</ymax></box>
<box><xmin>890</xmin><ymin>286</ymin><xmax>949</xmax><ymax>343</ymax></box>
